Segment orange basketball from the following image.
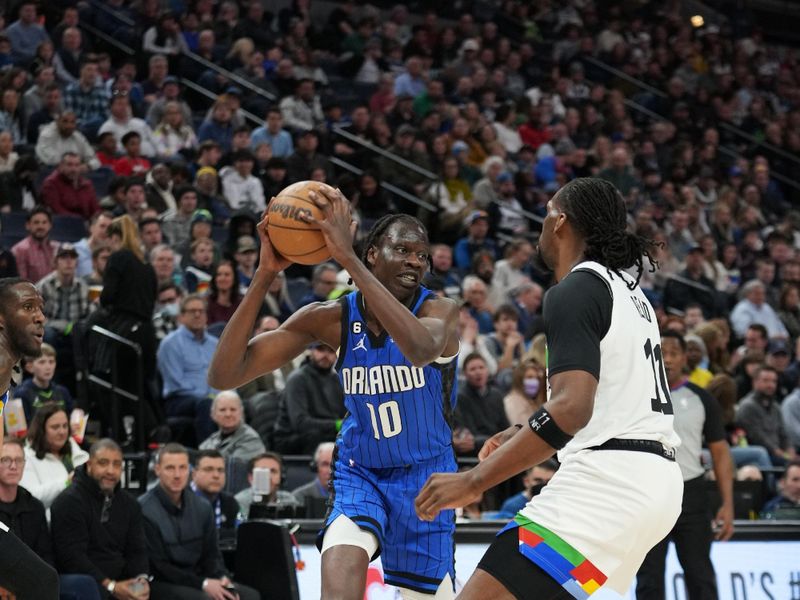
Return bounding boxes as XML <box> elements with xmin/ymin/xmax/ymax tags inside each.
<box><xmin>267</xmin><ymin>181</ymin><xmax>334</xmax><ymax>265</ymax></box>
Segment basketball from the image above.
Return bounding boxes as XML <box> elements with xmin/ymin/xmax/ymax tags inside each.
<box><xmin>267</xmin><ymin>181</ymin><xmax>334</xmax><ymax>265</ymax></box>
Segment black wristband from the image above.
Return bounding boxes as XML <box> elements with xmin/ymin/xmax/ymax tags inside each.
<box><xmin>528</xmin><ymin>407</ymin><xmax>573</xmax><ymax>450</ymax></box>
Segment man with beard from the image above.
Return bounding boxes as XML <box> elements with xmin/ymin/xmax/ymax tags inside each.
<box><xmin>0</xmin><ymin>278</ymin><xmax>59</xmax><ymax>597</ymax></box>
<box><xmin>272</xmin><ymin>341</ymin><xmax>345</xmax><ymax>454</ymax></box>
<box><xmin>11</xmin><ymin>206</ymin><xmax>60</xmax><ymax>283</ymax></box>
<box><xmin>51</xmin><ymin>438</ymin><xmax>151</xmax><ymax>599</ymax></box>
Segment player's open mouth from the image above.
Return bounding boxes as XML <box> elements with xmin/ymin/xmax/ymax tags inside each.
<box><xmin>398</xmin><ymin>272</ymin><xmax>418</xmax><ymax>285</ymax></box>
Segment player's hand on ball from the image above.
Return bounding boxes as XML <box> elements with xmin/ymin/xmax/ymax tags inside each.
<box><xmin>305</xmin><ymin>186</ymin><xmax>358</xmax><ymax>262</ymax></box>
<box><xmin>415</xmin><ymin>471</ymin><xmax>481</xmax><ymax>522</ymax></box>
<box><xmin>257</xmin><ymin>208</ymin><xmax>293</xmax><ymax>273</ymax></box>
<box><xmin>478</xmin><ymin>425</ymin><xmax>522</xmax><ymax>461</ymax></box>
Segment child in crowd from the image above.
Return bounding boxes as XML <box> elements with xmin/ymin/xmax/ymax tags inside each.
<box><xmin>113</xmin><ymin>131</ymin><xmax>151</xmax><ymax>176</ymax></box>
<box><xmin>184</xmin><ymin>236</ymin><xmax>216</xmax><ymax>294</ymax></box>
<box><xmin>15</xmin><ymin>343</ymin><xmax>73</xmax><ymax>426</ymax></box>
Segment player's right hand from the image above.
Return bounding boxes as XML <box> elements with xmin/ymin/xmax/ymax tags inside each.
<box><xmin>478</xmin><ymin>425</ymin><xmax>522</xmax><ymax>461</ymax></box>
<box><xmin>257</xmin><ymin>207</ymin><xmax>293</xmax><ymax>274</ymax></box>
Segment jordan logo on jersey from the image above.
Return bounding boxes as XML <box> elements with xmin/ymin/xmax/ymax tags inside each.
<box><xmin>341</xmin><ymin>364</ymin><xmax>426</xmax><ymax>395</ymax></box>
<box><xmin>353</xmin><ymin>335</ymin><xmax>368</xmax><ymax>352</ymax></box>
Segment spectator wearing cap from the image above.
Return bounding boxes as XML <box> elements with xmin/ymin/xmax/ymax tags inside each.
<box><xmin>731</xmin><ymin>280</ymin><xmax>790</xmax><ymax>341</ymax></box>
<box><xmin>35</xmin><ymin>111</ymin><xmax>100</xmax><ymax>169</ymax></box>
<box><xmin>766</xmin><ymin>339</ymin><xmax>794</xmax><ymax>400</ymax></box>
<box><xmin>37</xmin><ymin>242</ymin><xmax>90</xmax><ymax>348</ymax></box>
<box><xmin>98</xmin><ymin>94</ymin><xmax>157</xmax><ymax>158</ymax></box>
<box><xmin>273</xmin><ymin>341</ymin><xmax>346</xmax><ymax>454</ymax></box>
<box><xmin>250</xmin><ymin>107</ymin><xmax>294</xmax><ymax>158</ymax></box>
<box><xmin>453</xmin><ymin>210</ymin><xmax>497</xmax><ymax>272</ymax></box>
<box><xmin>220</xmin><ymin>150</ymin><xmax>265</xmax><ymax>214</ymax></box>
<box><xmin>663</xmin><ymin>245</ymin><xmax>720</xmax><ymax>319</ymax></box>
<box><xmin>279</xmin><ymin>78</ymin><xmax>324</xmax><ymax>133</ymax></box>
<box><xmin>12</xmin><ymin>206</ymin><xmax>60</xmax><ymax>283</ymax></box>
<box><xmin>233</xmin><ymin>235</ymin><xmax>258</xmax><ymax>289</ymax></box>
<box><xmin>40</xmin><ymin>151</ymin><xmax>100</xmax><ymax>220</ymax></box>
<box><xmin>146</xmin><ymin>77</ymin><xmax>192</xmax><ymax>129</ymax></box>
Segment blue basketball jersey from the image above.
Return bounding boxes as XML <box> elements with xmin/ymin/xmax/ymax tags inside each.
<box><xmin>335</xmin><ymin>286</ymin><xmax>458</xmax><ymax>468</ymax></box>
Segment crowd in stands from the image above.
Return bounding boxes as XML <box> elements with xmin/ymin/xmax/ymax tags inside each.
<box><xmin>0</xmin><ymin>0</ymin><xmax>800</xmax><ymax>594</ymax></box>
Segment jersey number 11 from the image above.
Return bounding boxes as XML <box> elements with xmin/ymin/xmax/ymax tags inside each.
<box><xmin>644</xmin><ymin>338</ymin><xmax>674</xmax><ymax>415</ymax></box>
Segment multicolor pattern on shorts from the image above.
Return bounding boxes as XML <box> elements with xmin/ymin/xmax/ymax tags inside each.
<box><xmin>498</xmin><ymin>514</ymin><xmax>608</xmax><ymax>600</ymax></box>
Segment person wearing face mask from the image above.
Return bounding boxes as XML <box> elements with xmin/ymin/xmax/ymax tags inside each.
<box><xmin>503</xmin><ymin>359</ymin><xmax>547</xmax><ymax>427</ymax></box>
<box><xmin>153</xmin><ymin>281</ymin><xmax>183</xmax><ymax>342</ymax></box>
<box><xmin>496</xmin><ymin>459</ymin><xmax>558</xmax><ymax>519</ymax></box>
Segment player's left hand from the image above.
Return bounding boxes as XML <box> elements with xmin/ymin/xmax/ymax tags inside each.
<box><xmin>306</xmin><ymin>186</ymin><xmax>358</xmax><ymax>263</ymax></box>
<box><xmin>415</xmin><ymin>471</ymin><xmax>481</xmax><ymax>522</ymax></box>
<box><xmin>713</xmin><ymin>503</ymin><xmax>734</xmax><ymax>541</ymax></box>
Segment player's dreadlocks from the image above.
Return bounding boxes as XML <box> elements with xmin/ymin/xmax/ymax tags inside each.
<box><xmin>360</xmin><ymin>213</ymin><xmax>429</xmax><ymax>269</ymax></box>
<box><xmin>556</xmin><ymin>178</ymin><xmax>659</xmax><ymax>290</ymax></box>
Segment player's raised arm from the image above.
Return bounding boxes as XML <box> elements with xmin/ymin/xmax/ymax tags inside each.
<box><xmin>307</xmin><ymin>187</ymin><xmax>459</xmax><ymax>366</ymax></box>
<box><xmin>208</xmin><ymin>211</ymin><xmax>333</xmax><ymax>389</ymax></box>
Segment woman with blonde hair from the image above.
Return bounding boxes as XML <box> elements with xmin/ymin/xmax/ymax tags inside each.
<box><xmin>225</xmin><ymin>37</ymin><xmax>254</xmax><ymax>70</ymax></box>
<box><xmin>94</xmin><ymin>214</ymin><xmax>159</xmax><ymax>440</ymax></box>
<box><xmin>503</xmin><ymin>359</ymin><xmax>547</xmax><ymax>426</ymax></box>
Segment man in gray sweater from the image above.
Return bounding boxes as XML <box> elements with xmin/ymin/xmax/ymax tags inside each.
<box><xmin>198</xmin><ymin>390</ymin><xmax>265</xmax><ymax>462</ymax></box>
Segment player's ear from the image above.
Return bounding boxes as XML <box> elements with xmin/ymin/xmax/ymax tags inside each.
<box><xmin>366</xmin><ymin>245</ymin><xmax>377</xmax><ymax>267</ymax></box>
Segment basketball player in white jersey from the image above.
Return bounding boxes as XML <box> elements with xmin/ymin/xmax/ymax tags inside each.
<box><xmin>416</xmin><ymin>178</ymin><xmax>683</xmax><ymax>599</ymax></box>
<box><xmin>0</xmin><ymin>279</ymin><xmax>59</xmax><ymax>598</ymax></box>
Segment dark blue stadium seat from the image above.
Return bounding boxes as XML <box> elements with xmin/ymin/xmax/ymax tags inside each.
<box><xmin>0</xmin><ymin>232</ymin><xmax>25</xmax><ymax>249</ymax></box>
<box><xmin>51</xmin><ymin>215</ymin><xmax>87</xmax><ymax>242</ymax></box>
<box><xmin>0</xmin><ymin>211</ymin><xmax>29</xmax><ymax>238</ymax></box>
<box><xmin>207</xmin><ymin>321</ymin><xmax>226</xmax><ymax>338</ymax></box>
<box><xmin>86</xmin><ymin>167</ymin><xmax>114</xmax><ymax>198</ymax></box>
<box><xmin>286</xmin><ymin>277</ymin><xmax>311</xmax><ymax>307</ymax></box>
<box><xmin>211</xmin><ymin>225</ymin><xmax>228</xmax><ymax>244</ymax></box>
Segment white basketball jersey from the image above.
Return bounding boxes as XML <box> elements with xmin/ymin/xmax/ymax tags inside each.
<box><xmin>554</xmin><ymin>261</ymin><xmax>681</xmax><ymax>461</ymax></box>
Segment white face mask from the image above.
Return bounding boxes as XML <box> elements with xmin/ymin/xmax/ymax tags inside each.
<box><xmin>162</xmin><ymin>302</ymin><xmax>180</xmax><ymax>317</ymax></box>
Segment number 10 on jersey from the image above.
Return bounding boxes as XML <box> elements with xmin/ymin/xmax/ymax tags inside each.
<box><xmin>366</xmin><ymin>400</ymin><xmax>403</xmax><ymax>439</ymax></box>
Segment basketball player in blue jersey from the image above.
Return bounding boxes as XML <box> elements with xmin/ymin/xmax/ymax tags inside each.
<box><xmin>209</xmin><ymin>187</ymin><xmax>461</xmax><ymax>599</ymax></box>
<box><xmin>416</xmin><ymin>178</ymin><xmax>683</xmax><ymax>600</ymax></box>
<box><xmin>0</xmin><ymin>278</ymin><xmax>59</xmax><ymax>598</ymax></box>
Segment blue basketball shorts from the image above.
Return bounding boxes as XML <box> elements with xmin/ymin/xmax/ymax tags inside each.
<box><xmin>317</xmin><ymin>451</ymin><xmax>457</xmax><ymax>594</ymax></box>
